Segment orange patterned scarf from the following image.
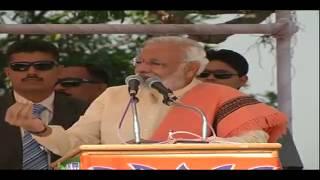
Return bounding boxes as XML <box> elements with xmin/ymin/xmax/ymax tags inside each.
<box><xmin>151</xmin><ymin>83</ymin><xmax>287</xmax><ymax>143</ymax></box>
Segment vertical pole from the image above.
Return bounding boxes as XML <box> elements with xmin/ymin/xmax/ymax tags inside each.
<box><xmin>275</xmin><ymin>10</ymin><xmax>294</xmax><ymax>132</ymax></box>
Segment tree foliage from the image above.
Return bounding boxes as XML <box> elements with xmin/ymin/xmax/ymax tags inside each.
<box><xmin>0</xmin><ymin>10</ymin><xmax>275</xmax><ymax>92</ymax></box>
<box><xmin>254</xmin><ymin>91</ymin><xmax>278</xmax><ymax>108</ymax></box>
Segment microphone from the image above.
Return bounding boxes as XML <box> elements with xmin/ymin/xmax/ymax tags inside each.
<box><xmin>146</xmin><ymin>76</ymin><xmax>210</xmax><ymax>141</ymax></box>
<box><xmin>145</xmin><ymin>76</ymin><xmax>178</xmax><ymax>105</ymax></box>
<box><xmin>123</xmin><ymin>74</ymin><xmax>144</xmax><ymax>144</ymax></box>
<box><xmin>125</xmin><ymin>74</ymin><xmax>144</xmax><ymax>96</ymax></box>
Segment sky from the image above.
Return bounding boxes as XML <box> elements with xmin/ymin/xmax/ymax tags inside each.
<box><xmin>218</xmin><ymin>11</ymin><xmax>319</xmax><ymax>169</ymax></box>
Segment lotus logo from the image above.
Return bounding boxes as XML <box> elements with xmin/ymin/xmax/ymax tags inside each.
<box><xmin>86</xmin><ymin>163</ymin><xmax>276</xmax><ymax>170</ymax></box>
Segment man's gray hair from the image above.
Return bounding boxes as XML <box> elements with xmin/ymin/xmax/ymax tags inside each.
<box><xmin>143</xmin><ymin>36</ymin><xmax>209</xmax><ymax>75</ymax></box>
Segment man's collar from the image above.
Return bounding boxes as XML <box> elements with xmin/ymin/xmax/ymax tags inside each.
<box><xmin>173</xmin><ymin>78</ymin><xmax>201</xmax><ymax>98</ymax></box>
<box><xmin>13</xmin><ymin>91</ymin><xmax>55</xmax><ymax>112</ymax></box>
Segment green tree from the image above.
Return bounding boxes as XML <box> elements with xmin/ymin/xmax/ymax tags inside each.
<box><xmin>0</xmin><ymin>10</ymin><xmax>276</xmax><ymax>96</ymax></box>
<box><xmin>254</xmin><ymin>91</ymin><xmax>278</xmax><ymax>108</ymax></box>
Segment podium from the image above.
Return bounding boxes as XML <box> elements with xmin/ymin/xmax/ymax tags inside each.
<box><xmin>53</xmin><ymin>143</ymin><xmax>282</xmax><ymax>170</ymax></box>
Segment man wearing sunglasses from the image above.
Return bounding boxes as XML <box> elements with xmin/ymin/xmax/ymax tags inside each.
<box><xmin>55</xmin><ymin>64</ymin><xmax>108</xmax><ymax>103</ymax></box>
<box><xmin>0</xmin><ymin>39</ymin><xmax>88</xmax><ymax>169</ymax></box>
<box><xmin>5</xmin><ymin>36</ymin><xmax>288</xmax><ymax>162</ymax></box>
<box><xmin>199</xmin><ymin>49</ymin><xmax>303</xmax><ymax>170</ymax></box>
<box><xmin>197</xmin><ymin>49</ymin><xmax>248</xmax><ymax>90</ymax></box>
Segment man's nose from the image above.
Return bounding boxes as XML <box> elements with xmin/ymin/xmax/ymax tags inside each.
<box><xmin>135</xmin><ymin>63</ymin><xmax>152</xmax><ymax>74</ymax></box>
<box><xmin>54</xmin><ymin>84</ymin><xmax>63</xmax><ymax>91</ymax></box>
<box><xmin>26</xmin><ymin>66</ymin><xmax>38</xmax><ymax>74</ymax></box>
<box><xmin>206</xmin><ymin>73</ymin><xmax>216</xmax><ymax>80</ymax></box>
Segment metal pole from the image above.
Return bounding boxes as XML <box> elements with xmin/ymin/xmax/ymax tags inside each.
<box><xmin>0</xmin><ymin>24</ymin><xmax>284</xmax><ymax>35</ymax></box>
<box><xmin>275</xmin><ymin>10</ymin><xmax>297</xmax><ymax>132</ymax></box>
<box><xmin>130</xmin><ymin>96</ymin><xmax>141</xmax><ymax>143</ymax></box>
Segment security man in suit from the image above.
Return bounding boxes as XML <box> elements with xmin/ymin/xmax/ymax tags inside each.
<box><xmin>0</xmin><ymin>39</ymin><xmax>89</xmax><ymax>169</ymax></box>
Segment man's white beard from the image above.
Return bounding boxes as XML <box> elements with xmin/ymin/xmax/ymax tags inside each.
<box><xmin>162</xmin><ymin>66</ymin><xmax>186</xmax><ymax>91</ymax></box>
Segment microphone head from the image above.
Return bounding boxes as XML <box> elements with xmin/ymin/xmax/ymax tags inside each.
<box><xmin>145</xmin><ymin>76</ymin><xmax>161</xmax><ymax>89</ymax></box>
<box><xmin>125</xmin><ymin>74</ymin><xmax>144</xmax><ymax>85</ymax></box>
<box><xmin>145</xmin><ymin>76</ymin><xmax>177</xmax><ymax>105</ymax></box>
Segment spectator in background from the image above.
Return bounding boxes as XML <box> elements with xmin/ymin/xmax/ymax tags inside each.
<box><xmin>197</xmin><ymin>49</ymin><xmax>248</xmax><ymax>90</ymax></box>
<box><xmin>198</xmin><ymin>48</ymin><xmax>303</xmax><ymax>170</ymax></box>
<box><xmin>0</xmin><ymin>52</ymin><xmax>7</xmax><ymax>96</ymax></box>
<box><xmin>55</xmin><ymin>64</ymin><xmax>108</xmax><ymax>103</ymax></box>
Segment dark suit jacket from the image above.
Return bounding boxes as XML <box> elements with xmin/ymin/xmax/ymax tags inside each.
<box><xmin>0</xmin><ymin>91</ymin><xmax>89</xmax><ymax>169</ymax></box>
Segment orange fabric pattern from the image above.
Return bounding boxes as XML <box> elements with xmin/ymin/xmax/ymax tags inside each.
<box><xmin>151</xmin><ymin>83</ymin><xmax>287</xmax><ymax>143</ymax></box>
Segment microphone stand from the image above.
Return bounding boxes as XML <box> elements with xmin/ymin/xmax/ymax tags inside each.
<box><xmin>163</xmin><ymin>97</ymin><xmax>211</xmax><ymax>142</ymax></box>
<box><xmin>130</xmin><ymin>95</ymin><xmax>141</xmax><ymax>144</ymax></box>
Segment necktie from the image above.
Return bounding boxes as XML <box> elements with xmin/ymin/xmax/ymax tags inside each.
<box><xmin>22</xmin><ymin>104</ymin><xmax>49</xmax><ymax>170</ymax></box>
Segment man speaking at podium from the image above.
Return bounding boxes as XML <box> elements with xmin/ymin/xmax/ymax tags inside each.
<box><xmin>5</xmin><ymin>36</ymin><xmax>288</xmax><ymax>158</ymax></box>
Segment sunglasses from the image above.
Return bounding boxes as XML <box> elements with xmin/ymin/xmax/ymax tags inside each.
<box><xmin>9</xmin><ymin>61</ymin><xmax>58</xmax><ymax>72</ymax></box>
<box><xmin>197</xmin><ymin>70</ymin><xmax>239</xmax><ymax>79</ymax></box>
<box><xmin>57</xmin><ymin>78</ymin><xmax>102</xmax><ymax>88</ymax></box>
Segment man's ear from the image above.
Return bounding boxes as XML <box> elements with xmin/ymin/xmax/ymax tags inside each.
<box><xmin>4</xmin><ymin>67</ymin><xmax>10</xmax><ymax>77</ymax></box>
<box><xmin>185</xmin><ymin>61</ymin><xmax>200</xmax><ymax>79</ymax></box>
<box><xmin>239</xmin><ymin>75</ymin><xmax>248</xmax><ymax>87</ymax></box>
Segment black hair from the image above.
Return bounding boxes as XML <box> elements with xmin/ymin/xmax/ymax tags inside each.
<box><xmin>206</xmin><ymin>49</ymin><xmax>249</xmax><ymax>76</ymax></box>
<box><xmin>6</xmin><ymin>39</ymin><xmax>59</xmax><ymax>63</ymax></box>
<box><xmin>86</xmin><ymin>64</ymin><xmax>109</xmax><ymax>84</ymax></box>
<box><xmin>63</xmin><ymin>64</ymin><xmax>109</xmax><ymax>84</ymax></box>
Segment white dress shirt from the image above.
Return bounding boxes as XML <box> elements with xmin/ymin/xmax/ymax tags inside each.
<box><xmin>13</xmin><ymin>91</ymin><xmax>55</xmax><ymax>135</ymax></box>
